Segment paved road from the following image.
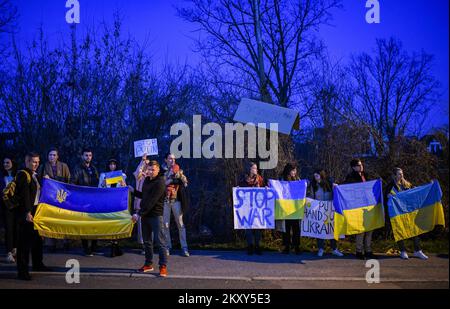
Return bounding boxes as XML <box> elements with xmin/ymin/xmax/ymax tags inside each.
<box><xmin>0</xmin><ymin>249</ymin><xmax>448</xmax><ymax>289</ymax></box>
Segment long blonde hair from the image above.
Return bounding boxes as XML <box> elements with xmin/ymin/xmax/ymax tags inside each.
<box><xmin>393</xmin><ymin>167</ymin><xmax>412</xmax><ymax>189</ymax></box>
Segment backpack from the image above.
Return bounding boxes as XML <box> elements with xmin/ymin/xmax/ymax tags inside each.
<box><xmin>2</xmin><ymin>170</ymin><xmax>31</xmax><ymax>210</ymax></box>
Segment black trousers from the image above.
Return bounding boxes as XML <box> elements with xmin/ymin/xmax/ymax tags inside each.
<box><xmin>17</xmin><ymin>220</ymin><xmax>43</xmax><ymax>275</ymax></box>
<box><xmin>82</xmin><ymin>240</ymin><xmax>98</xmax><ymax>252</ymax></box>
<box><xmin>282</xmin><ymin>219</ymin><xmax>300</xmax><ymax>249</ymax></box>
<box><xmin>3</xmin><ymin>207</ymin><xmax>18</xmax><ymax>252</ymax></box>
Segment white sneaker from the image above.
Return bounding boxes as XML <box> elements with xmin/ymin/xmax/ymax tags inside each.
<box><xmin>332</xmin><ymin>249</ymin><xmax>344</xmax><ymax>257</ymax></box>
<box><xmin>400</xmin><ymin>251</ymin><xmax>409</xmax><ymax>259</ymax></box>
<box><xmin>11</xmin><ymin>248</ymin><xmax>17</xmax><ymax>257</ymax></box>
<box><xmin>413</xmin><ymin>250</ymin><xmax>428</xmax><ymax>260</ymax></box>
<box><xmin>182</xmin><ymin>249</ymin><xmax>190</xmax><ymax>257</ymax></box>
<box><xmin>6</xmin><ymin>252</ymin><xmax>15</xmax><ymax>263</ymax></box>
<box><xmin>165</xmin><ymin>249</ymin><xmax>170</xmax><ymax>256</ymax></box>
<box><xmin>317</xmin><ymin>249</ymin><xmax>324</xmax><ymax>257</ymax></box>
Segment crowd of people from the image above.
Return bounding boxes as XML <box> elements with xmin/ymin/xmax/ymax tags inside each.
<box><xmin>0</xmin><ymin>148</ymin><xmax>431</xmax><ymax>281</ymax></box>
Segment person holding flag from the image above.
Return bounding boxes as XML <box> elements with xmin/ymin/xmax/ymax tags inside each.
<box><xmin>343</xmin><ymin>158</ymin><xmax>376</xmax><ymax>260</ymax></box>
<box><xmin>99</xmin><ymin>158</ymin><xmax>127</xmax><ymax>257</ymax></box>
<box><xmin>385</xmin><ymin>167</ymin><xmax>429</xmax><ymax>260</ymax></box>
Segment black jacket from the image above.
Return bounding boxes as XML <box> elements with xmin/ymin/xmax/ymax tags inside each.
<box><xmin>135</xmin><ymin>174</ymin><xmax>166</xmax><ymax>217</ymax></box>
<box><xmin>15</xmin><ymin>168</ymin><xmax>38</xmax><ymax>217</ymax></box>
<box><xmin>343</xmin><ymin>170</ymin><xmax>370</xmax><ymax>184</ymax></box>
<box><xmin>71</xmin><ymin>163</ymin><xmax>99</xmax><ymax>187</ymax></box>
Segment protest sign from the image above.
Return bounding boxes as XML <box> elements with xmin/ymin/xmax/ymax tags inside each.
<box><xmin>233</xmin><ymin>187</ymin><xmax>275</xmax><ymax>229</ymax></box>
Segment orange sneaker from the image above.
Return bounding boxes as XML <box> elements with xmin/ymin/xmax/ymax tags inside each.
<box><xmin>159</xmin><ymin>265</ymin><xmax>168</xmax><ymax>277</ymax></box>
<box><xmin>138</xmin><ymin>264</ymin><xmax>154</xmax><ymax>273</ymax></box>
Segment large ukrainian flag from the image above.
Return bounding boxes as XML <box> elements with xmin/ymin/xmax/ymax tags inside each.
<box><xmin>34</xmin><ymin>178</ymin><xmax>133</xmax><ymax>240</ymax></box>
<box><xmin>269</xmin><ymin>179</ymin><xmax>307</xmax><ymax>220</ymax></box>
<box><xmin>333</xmin><ymin>179</ymin><xmax>385</xmax><ymax>240</ymax></box>
<box><xmin>388</xmin><ymin>180</ymin><xmax>445</xmax><ymax>242</ymax></box>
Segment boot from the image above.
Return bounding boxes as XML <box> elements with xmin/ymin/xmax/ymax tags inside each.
<box><xmin>114</xmin><ymin>243</ymin><xmax>123</xmax><ymax>257</ymax></box>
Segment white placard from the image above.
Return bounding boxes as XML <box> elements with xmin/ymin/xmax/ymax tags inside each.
<box><xmin>134</xmin><ymin>139</ymin><xmax>158</xmax><ymax>157</ymax></box>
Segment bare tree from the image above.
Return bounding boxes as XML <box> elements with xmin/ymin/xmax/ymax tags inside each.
<box><xmin>0</xmin><ymin>0</ymin><xmax>18</xmax><ymax>56</ymax></box>
<box><xmin>178</xmin><ymin>0</ymin><xmax>341</xmax><ymax>110</ymax></box>
<box><xmin>349</xmin><ymin>37</ymin><xmax>440</xmax><ymax>158</ymax></box>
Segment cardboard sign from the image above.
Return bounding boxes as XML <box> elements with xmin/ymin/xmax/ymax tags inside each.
<box><xmin>134</xmin><ymin>139</ymin><xmax>158</xmax><ymax>157</ymax></box>
<box><xmin>233</xmin><ymin>98</ymin><xmax>300</xmax><ymax>135</ymax></box>
<box><xmin>233</xmin><ymin>187</ymin><xmax>275</xmax><ymax>229</ymax></box>
<box><xmin>301</xmin><ymin>198</ymin><xmax>344</xmax><ymax>239</ymax></box>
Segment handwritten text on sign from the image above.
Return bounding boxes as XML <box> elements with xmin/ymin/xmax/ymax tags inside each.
<box><xmin>233</xmin><ymin>187</ymin><xmax>275</xmax><ymax>229</ymax></box>
<box><xmin>301</xmin><ymin>198</ymin><xmax>344</xmax><ymax>239</ymax></box>
<box><xmin>134</xmin><ymin>139</ymin><xmax>158</xmax><ymax>157</ymax></box>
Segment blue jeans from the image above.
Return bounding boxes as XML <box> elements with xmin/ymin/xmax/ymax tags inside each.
<box><xmin>141</xmin><ymin>216</ymin><xmax>168</xmax><ymax>266</ymax></box>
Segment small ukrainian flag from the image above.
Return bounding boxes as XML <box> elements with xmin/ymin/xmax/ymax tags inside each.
<box><xmin>105</xmin><ymin>170</ymin><xmax>124</xmax><ymax>185</ymax></box>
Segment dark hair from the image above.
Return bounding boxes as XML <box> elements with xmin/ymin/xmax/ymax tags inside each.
<box><xmin>165</xmin><ymin>153</ymin><xmax>174</xmax><ymax>159</ymax></box>
<box><xmin>350</xmin><ymin>158</ymin><xmax>362</xmax><ymax>168</ymax></box>
<box><xmin>47</xmin><ymin>147</ymin><xmax>59</xmax><ymax>157</ymax></box>
<box><xmin>107</xmin><ymin>158</ymin><xmax>120</xmax><ymax>171</ymax></box>
<box><xmin>282</xmin><ymin>163</ymin><xmax>299</xmax><ymax>181</ymax></box>
<box><xmin>148</xmin><ymin>160</ymin><xmax>160</xmax><ymax>168</ymax></box>
<box><xmin>81</xmin><ymin>148</ymin><xmax>93</xmax><ymax>155</ymax></box>
<box><xmin>311</xmin><ymin>169</ymin><xmax>332</xmax><ymax>193</ymax></box>
<box><xmin>1</xmin><ymin>157</ymin><xmax>17</xmax><ymax>177</ymax></box>
<box><xmin>25</xmin><ymin>151</ymin><xmax>40</xmax><ymax>161</ymax></box>
<box><xmin>244</xmin><ymin>161</ymin><xmax>258</xmax><ymax>175</ymax></box>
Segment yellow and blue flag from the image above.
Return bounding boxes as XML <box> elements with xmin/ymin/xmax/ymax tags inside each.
<box><xmin>388</xmin><ymin>180</ymin><xmax>445</xmax><ymax>241</ymax></box>
<box><xmin>105</xmin><ymin>170</ymin><xmax>124</xmax><ymax>185</ymax></box>
<box><xmin>269</xmin><ymin>179</ymin><xmax>307</xmax><ymax>220</ymax></box>
<box><xmin>34</xmin><ymin>178</ymin><xmax>133</xmax><ymax>240</ymax></box>
<box><xmin>333</xmin><ymin>179</ymin><xmax>385</xmax><ymax>240</ymax></box>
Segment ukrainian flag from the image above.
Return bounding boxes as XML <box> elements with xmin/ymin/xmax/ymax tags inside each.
<box><xmin>34</xmin><ymin>178</ymin><xmax>133</xmax><ymax>240</ymax></box>
<box><xmin>333</xmin><ymin>179</ymin><xmax>385</xmax><ymax>240</ymax></box>
<box><xmin>269</xmin><ymin>179</ymin><xmax>307</xmax><ymax>220</ymax></box>
<box><xmin>388</xmin><ymin>180</ymin><xmax>445</xmax><ymax>242</ymax></box>
<box><xmin>105</xmin><ymin>170</ymin><xmax>124</xmax><ymax>185</ymax></box>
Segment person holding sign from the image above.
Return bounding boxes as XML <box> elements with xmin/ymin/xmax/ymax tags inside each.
<box><xmin>276</xmin><ymin>163</ymin><xmax>302</xmax><ymax>255</ymax></box>
<box><xmin>133</xmin><ymin>154</ymin><xmax>150</xmax><ymax>252</ymax></box>
<box><xmin>98</xmin><ymin>158</ymin><xmax>127</xmax><ymax>257</ymax></box>
<box><xmin>308</xmin><ymin>169</ymin><xmax>343</xmax><ymax>257</ymax></box>
<box><xmin>238</xmin><ymin>162</ymin><xmax>266</xmax><ymax>255</ymax></box>
<box><xmin>99</xmin><ymin>158</ymin><xmax>127</xmax><ymax>188</ymax></box>
<box><xmin>385</xmin><ymin>167</ymin><xmax>428</xmax><ymax>260</ymax></box>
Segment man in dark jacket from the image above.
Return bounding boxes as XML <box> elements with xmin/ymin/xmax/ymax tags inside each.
<box><xmin>343</xmin><ymin>158</ymin><xmax>376</xmax><ymax>260</ymax></box>
<box><xmin>132</xmin><ymin>160</ymin><xmax>168</xmax><ymax>277</ymax></box>
<box><xmin>16</xmin><ymin>152</ymin><xmax>51</xmax><ymax>280</ymax></box>
<box><xmin>71</xmin><ymin>148</ymin><xmax>100</xmax><ymax>256</ymax></box>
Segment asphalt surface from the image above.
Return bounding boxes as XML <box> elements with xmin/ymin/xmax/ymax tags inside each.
<box><xmin>0</xmin><ymin>248</ymin><xmax>448</xmax><ymax>289</ymax></box>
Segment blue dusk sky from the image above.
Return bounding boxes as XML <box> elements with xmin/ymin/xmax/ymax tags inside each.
<box><xmin>10</xmin><ymin>0</ymin><xmax>450</xmax><ymax>132</ymax></box>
